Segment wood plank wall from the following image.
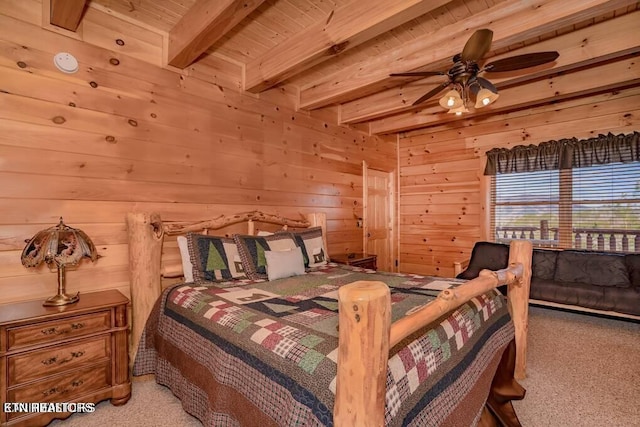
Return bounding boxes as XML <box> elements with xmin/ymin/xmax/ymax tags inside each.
<box><xmin>0</xmin><ymin>2</ymin><xmax>397</xmax><ymax>305</ymax></box>
<box><xmin>399</xmin><ymin>86</ymin><xmax>640</xmax><ymax>277</ymax></box>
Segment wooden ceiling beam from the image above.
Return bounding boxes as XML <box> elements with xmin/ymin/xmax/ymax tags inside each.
<box><xmin>243</xmin><ymin>0</ymin><xmax>452</xmax><ymax>93</ymax></box>
<box><xmin>299</xmin><ymin>0</ymin><xmax>638</xmax><ymax>110</ymax></box>
<box><xmin>340</xmin><ymin>11</ymin><xmax>640</xmax><ymax>124</ymax></box>
<box><xmin>48</xmin><ymin>0</ymin><xmax>87</xmax><ymax>31</ymax></box>
<box><xmin>368</xmin><ymin>56</ymin><xmax>640</xmax><ymax>134</ymax></box>
<box><xmin>168</xmin><ymin>0</ymin><xmax>266</xmax><ymax>69</ymax></box>
<box><xmin>399</xmin><ymin>87</ymin><xmax>640</xmax><ymax>144</ymax></box>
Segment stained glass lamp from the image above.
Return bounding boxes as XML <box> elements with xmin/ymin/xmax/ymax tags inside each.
<box><xmin>21</xmin><ymin>217</ymin><xmax>98</xmax><ymax>306</ymax></box>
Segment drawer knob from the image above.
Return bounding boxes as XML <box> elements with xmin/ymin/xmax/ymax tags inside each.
<box><xmin>42</xmin><ymin>356</ymin><xmax>58</xmax><ymax>366</ymax></box>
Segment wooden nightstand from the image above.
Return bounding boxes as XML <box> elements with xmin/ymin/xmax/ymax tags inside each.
<box><xmin>332</xmin><ymin>253</ymin><xmax>377</xmax><ymax>270</ymax></box>
<box><xmin>0</xmin><ymin>290</ymin><xmax>131</xmax><ymax>426</ymax></box>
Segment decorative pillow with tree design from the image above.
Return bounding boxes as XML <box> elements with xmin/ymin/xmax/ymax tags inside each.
<box><xmin>187</xmin><ymin>233</ymin><xmax>247</xmax><ymax>282</ymax></box>
<box><xmin>233</xmin><ymin>234</ymin><xmax>298</xmax><ymax>280</ymax></box>
<box><xmin>276</xmin><ymin>226</ymin><xmax>328</xmax><ymax>268</ymax></box>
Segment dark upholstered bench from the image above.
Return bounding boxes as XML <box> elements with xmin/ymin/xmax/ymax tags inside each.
<box><xmin>455</xmin><ymin>241</ymin><xmax>640</xmax><ymax>320</ymax></box>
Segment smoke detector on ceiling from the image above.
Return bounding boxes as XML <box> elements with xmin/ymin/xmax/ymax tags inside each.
<box><xmin>53</xmin><ymin>52</ymin><xmax>79</xmax><ymax>73</ymax></box>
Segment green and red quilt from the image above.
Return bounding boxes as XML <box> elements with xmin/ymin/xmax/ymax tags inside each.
<box><xmin>134</xmin><ymin>263</ymin><xmax>513</xmax><ymax>426</ymax></box>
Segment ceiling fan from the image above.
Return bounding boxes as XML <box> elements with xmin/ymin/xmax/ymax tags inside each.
<box><xmin>390</xmin><ymin>29</ymin><xmax>559</xmax><ymax>114</ymax></box>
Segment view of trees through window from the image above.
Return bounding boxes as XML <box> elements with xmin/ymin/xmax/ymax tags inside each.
<box><xmin>492</xmin><ymin>162</ymin><xmax>640</xmax><ymax>252</ymax></box>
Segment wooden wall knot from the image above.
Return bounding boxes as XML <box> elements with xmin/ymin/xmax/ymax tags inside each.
<box><xmin>328</xmin><ymin>41</ymin><xmax>349</xmax><ymax>55</ymax></box>
<box><xmin>439</xmin><ymin>289</ymin><xmax>454</xmax><ymax>301</ymax></box>
<box><xmin>52</xmin><ymin>116</ymin><xmax>66</xmax><ymax>125</ymax></box>
<box><xmin>150</xmin><ymin>220</ymin><xmax>164</xmax><ymax>239</ymax></box>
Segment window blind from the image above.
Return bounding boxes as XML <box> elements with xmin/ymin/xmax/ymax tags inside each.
<box><xmin>492</xmin><ymin>162</ymin><xmax>640</xmax><ymax>252</ymax></box>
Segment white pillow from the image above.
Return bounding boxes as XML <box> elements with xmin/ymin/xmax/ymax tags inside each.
<box><xmin>265</xmin><ymin>246</ymin><xmax>305</xmax><ymax>281</ymax></box>
<box><xmin>177</xmin><ymin>235</ymin><xmax>194</xmax><ymax>283</ymax></box>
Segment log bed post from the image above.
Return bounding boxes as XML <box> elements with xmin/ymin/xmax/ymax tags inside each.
<box><xmin>335</xmin><ymin>280</ymin><xmax>391</xmax><ymax>427</ymax></box>
<box><xmin>506</xmin><ymin>240</ymin><xmax>532</xmax><ymax>380</ymax></box>
<box><xmin>126</xmin><ymin>212</ymin><xmax>164</xmax><ymax>366</ymax></box>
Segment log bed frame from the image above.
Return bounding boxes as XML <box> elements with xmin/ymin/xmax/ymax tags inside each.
<box><xmin>125</xmin><ymin>210</ymin><xmax>533</xmax><ymax>426</ymax></box>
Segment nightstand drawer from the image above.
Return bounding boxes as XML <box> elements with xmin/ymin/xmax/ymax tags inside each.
<box><xmin>6</xmin><ymin>363</ymin><xmax>110</xmax><ymax>421</ymax></box>
<box><xmin>7</xmin><ymin>311</ymin><xmax>111</xmax><ymax>351</ymax></box>
<box><xmin>9</xmin><ymin>335</ymin><xmax>110</xmax><ymax>385</ymax></box>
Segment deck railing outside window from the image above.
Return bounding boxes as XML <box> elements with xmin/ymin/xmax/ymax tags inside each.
<box><xmin>495</xmin><ymin>220</ymin><xmax>640</xmax><ymax>252</ymax></box>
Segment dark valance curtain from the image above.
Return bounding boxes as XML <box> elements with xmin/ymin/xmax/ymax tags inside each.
<box><xmin>484</xmin><ymin>131</ymin><xmax>640</xmax><ymax>175</ymax></box>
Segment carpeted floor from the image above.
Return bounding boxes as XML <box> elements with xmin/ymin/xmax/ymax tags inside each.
<box><xmin>512</xmin><ymin>307</ymin><xmax>640</xmax><ymax>427</ymax></box>
<box><xmin>49</xmin><ymin>306</ymin><xmax>640</xmax><ymax>426</ymax></box>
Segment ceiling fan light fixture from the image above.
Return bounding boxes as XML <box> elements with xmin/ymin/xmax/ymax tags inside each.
<box><xmin>399</xmin><ymin>29</ymin><xmax>559</xmax><ymax>112</ymax></box>
<box><xmin>474</xmin><ymin>87</ymin><xmax>499</xmax><ymax>108</ymax></box>
<box><xmin>439</xmin><ymin>89</ymin><xmax>463</xmax><ymax>109</ymax></box>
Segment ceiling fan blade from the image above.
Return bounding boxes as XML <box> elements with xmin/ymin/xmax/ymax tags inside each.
<box><xmin>461</xmin><ymin>29</ymin><xmax>493</xmax><ymax>62</ymax></box>
<box><xmin>485</xmin><ymin>51</ymin><xmax>559</xmax><ymax>72</ymax></box>
<box><xmin>413</xmin><ymin>82</ymin><xmax>450</xmax><ymax>106</ymax></box>
<box><xmin>477</xmin><ymin>77</ymin><xmax>498</xmax><ymax>93</ymax></box>
<box><xmin>390</xmin><ymin>71</ymin><xmax>446</xmax><ymax>77</ymax></box>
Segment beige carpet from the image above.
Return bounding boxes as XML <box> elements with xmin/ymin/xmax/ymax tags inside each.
<box><xmin>50</xmin><ymin>306</ymin><xmax>640</xmax><ymax>426</ymax></box>
<box><xmin>512</xmin><ymin>307</ymin><xmax>640</xmax><ymax>427</ymax></box>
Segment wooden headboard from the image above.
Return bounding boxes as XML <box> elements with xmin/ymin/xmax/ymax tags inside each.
<box><xmin>125</xmin><ymin>210</ymin><xmax>327</xmax><ymax>364</ymax></box>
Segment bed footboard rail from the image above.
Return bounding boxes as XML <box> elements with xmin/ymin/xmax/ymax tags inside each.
<box><xmin>334</xmin><ymin>240</ymin><xmax>532</xmax><ymax>426</ymax></box>
<box><xmin>389</xmin><ymin>262</ymin><xmax>523</xmax><ymax>348</ymax></box>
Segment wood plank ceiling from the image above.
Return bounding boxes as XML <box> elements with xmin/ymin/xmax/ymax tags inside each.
<box><xmin>55</xmin><ymin>0</ymin><xmax>640</xmax><ymax>135</ymax></box>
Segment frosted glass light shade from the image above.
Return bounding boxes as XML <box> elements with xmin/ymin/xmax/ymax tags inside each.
<box><xmin>475</xmin><ymin>88</ymin><xmax>499</xmax><ymax>108</ymax></box>
<box><xmin>438</xmin><ymin>89</ymin><xmax>463</xmax><ymax>109</ymax></box>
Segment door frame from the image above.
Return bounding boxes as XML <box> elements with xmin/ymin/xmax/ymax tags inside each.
<box><xmin>363</xmin><ymin>161</ymin><xmax>398</xmax><ymax>272</ymax></box>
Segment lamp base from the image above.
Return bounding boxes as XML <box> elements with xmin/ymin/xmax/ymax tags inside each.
<box><xmin>43</xmin><ymin>292</ymin><xmax>80</xmax><ymax>307</ymax></box>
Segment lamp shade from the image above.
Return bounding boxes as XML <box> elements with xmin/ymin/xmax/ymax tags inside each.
<box><xmin>22</xmin><ymin>218</ymin><xmax>97</xmax><ymax>268</ymax></box>
<box><xmin>21</xmin><ymin>218</ymin><xmax>98</xmax><ymax>306</ymax></box>
<box><xmin>474</xmin><ymin>87</ymin><xmax>499</xmax><ymax>108</ymax></box>
<box><xmin>438</xmin><ymin>89</ymin><xmax>464</xmax><ymax>109</ymax></box>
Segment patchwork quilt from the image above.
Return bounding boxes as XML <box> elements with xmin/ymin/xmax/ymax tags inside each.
<box><xmin>134</xmin><ymin>263</ymin><xmax>514</xmax><ymax>427</ymax></box>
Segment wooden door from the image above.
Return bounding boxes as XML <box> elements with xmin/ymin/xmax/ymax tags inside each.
<box><xmin>363</xmin><ymin>162</ymin><xmax>396</xmax><ymax>272</ymax></box>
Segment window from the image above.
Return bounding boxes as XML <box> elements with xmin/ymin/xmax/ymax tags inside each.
<box><xmin>486</xmin><ymin>132</ymin><xmax>640</xmax><ymax>253</ymax></box>
<box><xmin>493</xmin><ymin>170</ymin><xmax>559</xmax><ymax>246</ymax></box>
